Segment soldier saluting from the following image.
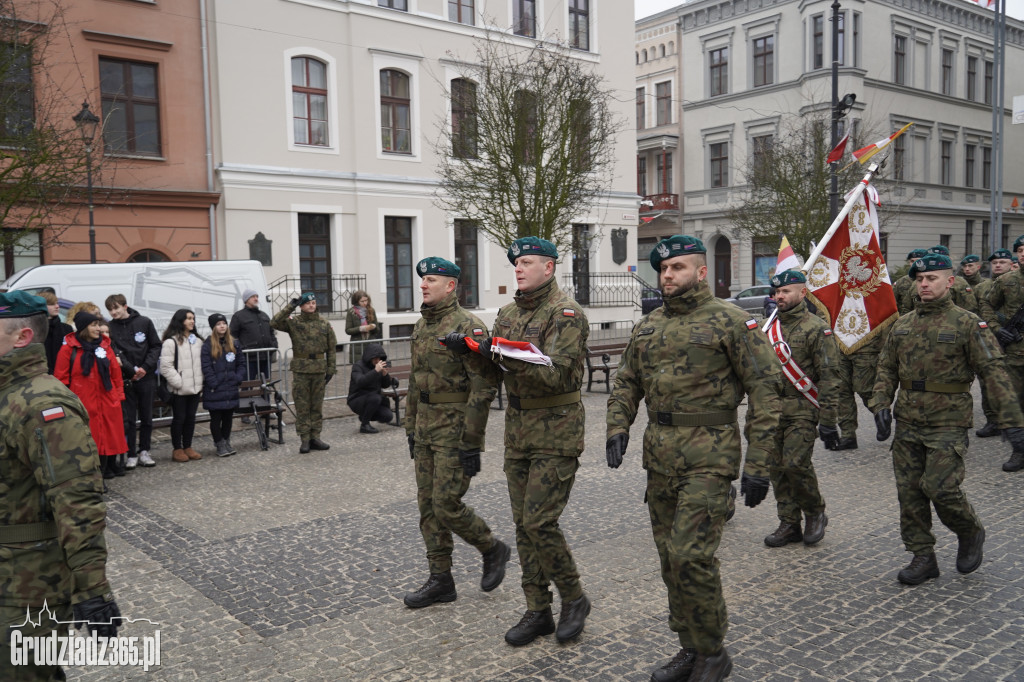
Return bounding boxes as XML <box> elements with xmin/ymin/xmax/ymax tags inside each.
<box><xmin>605</xmin><ymin>236</ymin><xmax>782</xmax><ymax>682</ymax></box>
<box><xmin>871</xmin><ymin>254</ymin><xmax>1024</xmax><ymax>585</ymax></box>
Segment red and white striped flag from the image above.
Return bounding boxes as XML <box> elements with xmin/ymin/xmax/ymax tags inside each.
<box><xmin>852</xmin><ymin>123</ymin><xmax>913</xmax><ymax>165</ymax></box>
<box><xmin>776</xmin><ymin>235</ymin><xmax>801</xmax><ymax>273</ymax></box>
<box><xmin>826</xmin><ymin>130</ymin><xmax>850</xmax><ymax>164</ymax></box>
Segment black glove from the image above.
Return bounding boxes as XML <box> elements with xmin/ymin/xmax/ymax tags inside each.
<box><xmin>739</xmin><ymin>473</ymin><xmax>770</xmax><ymax>508</ymax></box>
<box><xmin>444</xmin><ymin>332</ymin><xmax>469</xmax><ymax>355</ymax></box>
<box><xmin>289</xmin><ymin>297</ymin><xmax>300</xmax><ymax>307</ymax></box>
<box><xmin>1004</xmin><ymin>426</ymin><xmax>1024</xmax><ymax>451</ymax></box>
<box><xmin>818</xmin><ymin>424</ymin><xmax>840</xmax><ymax>450</ymax></box>
<box><xmin>73</xmin><ymin>594</ymin><xmax>121</xmax><ymax>638</ymax></box>
<box><xmin>874</xmin><ymin>408</ymin><xmax>893</xmax><ymax>441</ymax></box>
<box><xmin>458</xmin><ymin>448</ymin><xmax>481</xmax><ymax>477</ymax></box>
<box><xmin>996</xmin><ymin>328</ymin><xmax>1022</xmax><ymax>346</ymax></box>
<box><xmin>324</xmin><ymin>374</ymin><xmax>333</xmax><ymax>384</ymax></box>
<box><xmin>477</xmin><ymin>337</ymin><xmax>496</xmax><ymax>361</ymax></box>
<box><xmin>606</xmin><ymin>433</ymin><xmax>629</xmax><ymax>469</ymax></box>
<box><xmin>407</xmin><ymin>432</ymin><xmax>415</xmax><ymax>459</ymax></box>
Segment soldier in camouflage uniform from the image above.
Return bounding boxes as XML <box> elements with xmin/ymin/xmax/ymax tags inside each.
<box><xmin>401</xmin><ymin>257</ymin><xmax>511</xmax><ymax>610</ymax></box>
<box><xmin>606</xmin><ymin>236</ymin><xmax>782</xmax><ymax>682</ymax></box>
<box><xmin>871</xmin><ymin>254</ymin><xmax>1024</xmax><ymax>585</ymax></box>
<box><xmin>271</xmin><ymin>292</ymin><xmax>337</xmax><ymax>453</ymax></box>
<box><xmin>959</xmin><ymin>254</ymin><xmax>982</xmax><ymax>288</ymax></box>
<box><xmin>893</xmin><ymin>249</ymin><xmax>928</xmax><ymax>316</ymax></box>
<box><xmin>979</xmin><ymin>237</ymin><xmax>1024</xmax><ymax>471</ymax></box>
<box><xmin>762</xmin><ymin>270</ymin><xmax>841</xmax><ymax>549</ymax></box>
<box><xmin>962</xmin><ymin>253</ymin><xmax>1003</xmax><ymax>439</ymax></box>
<box><xmin>832</xmin><ymin>333</ymin><xmax>883</xmax><ymax>451</ymax></box>
<box><xmin>0</xmin><ymin>292</ymin><xmax>121</xmax><ymax>681</ymax></box>
<box><xmin>899</xmin><ymin>245</ymin><xmax>978</xmax><ymax>315</ymax></box>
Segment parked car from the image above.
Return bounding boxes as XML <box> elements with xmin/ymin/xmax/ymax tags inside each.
<box><xmin>641</xmin><ymin>287</ymin><xmax>662</xmax><ymax>315</ymax></box>
<box><xmin>723</xmin><ymin>285</ymin><xmax>773</xmax><ymax>314</ymax></box>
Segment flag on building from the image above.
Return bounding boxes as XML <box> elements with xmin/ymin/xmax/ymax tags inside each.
<box><xmin>1012</xmin><ymin>197</ymin><xmax>1020</xmax><ymax>212</ymax></box>
<box><xmin>776</xmin><ymin>235</ymin><xmax>801</xmax><ymax>273</ymax></box>
<box><xmin>852</xmin><ymin>123</ymin><xmax>914</xmax><ymax>165</ymax></box>
<box><xmin>805</xmin><ymin>184</ymin><xmax>898</xmax><ymax>353</ymax></box>
<box><xmin>967</xmin><ymin>0</ymin><xmax>994</xmax><ymax>8</ymax></box>
<box><xmin>826</xmin><ymin>130</ymin><xmax>850</xmax><ymax>164</ymax></box>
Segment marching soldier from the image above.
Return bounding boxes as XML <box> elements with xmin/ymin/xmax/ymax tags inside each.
<box><xmin>271</xmin><ymin>292</ymin><xmax>337</xmax><ymax>453</ymax></box>
<box><xmin>605</xmin><ymin>236</ymin><xmax>782</xmax><ymax>682</ymax></box>
<box><xmin>402</xmin><ymin>258</ymin><xmax>510</xmax><ymax>609</ymax></box>
<box><xmin>762</xmin><ymin>270</ymin><xmax>841</xmax><ymax>548</ymax></box>
<box><xmin>900</xmin><ymin>245</ymin><xmax>978</xmax><ymax>315</ymax></box>
<box><xmin>871</xmin><ymin>254</ymin><xmax>1024</xmax><ymax>584</ymax></box>
<box><xmin>893</xmin><ymin>249</ymin><xmax>929</xmax><ymax>316</ymax></box>
<box><xmin>972</xmin><ymin>250</ymin><xmax>1013</xmax><ymax>439</ymax></box>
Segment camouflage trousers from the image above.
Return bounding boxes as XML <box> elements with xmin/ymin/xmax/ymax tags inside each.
<box><xmin>770</xmin><ymin>415</ymin><xmax>826</xmax><ymax>524</ymax></box>
<box><xmin>891</xmin><ymin>423</ymin><xmax>983</xmax><ymax>556</ymax></box>
<box><xmin>1</xmin><ymin>603</ymin><xmax>72</xmax><ymax>681</ymax></box>
<box><xmin>292</xmin><ymin>372</ymin><xmax>326</xmax><ymax>439</ymax></box>
<box><xmin>836</xmin><ymin>351</ymin><xmax>879</xmax><ymax>435</ymax></box>
<box><xmin>414</xmin><ymin>443</ymin><xmax>495</xmax><ymax>574</ymax></box>
<box><xmin>646</xmin><ymin>471</ymin><xmax>731</xmax><ymax>655</ymax></box>
<box><xmin>504</xmin><ymin>453</ymin><xmax>582</xmax><ymax>611</ymax></box>
<box><xmin>1004</xmin><ymin>362</ymin><xmax>1024</xmax><ymax>415</ymax></box>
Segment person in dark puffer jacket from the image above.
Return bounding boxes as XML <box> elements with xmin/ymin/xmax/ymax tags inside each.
<box><xmin>346</xmin><ymin>342</ymin><xmax>395</xmax><ymax>433</ymax></box>
<box><xmin>201</xmin><ymin>313</ymin><xmax>246</xmax><ymax>456</ymax></box>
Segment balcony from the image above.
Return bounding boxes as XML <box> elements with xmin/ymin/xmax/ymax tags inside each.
<box><xmin>560</xmin><ymin>272</ymin><xmax>656</xmax><ymax>309</ymax></box>
<box><xmin>268</xmin><ymin>273</ymin><xmax>367</xmax><ymax>319</ymax></box>
<box><xmin>640</xmin><ymin>193</ymin><xmax>679</xmax><ymax>213</ymax></box>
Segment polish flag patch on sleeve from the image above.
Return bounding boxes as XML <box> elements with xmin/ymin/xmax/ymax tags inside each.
<box><xmin>41</xmin><ymin>407</ymin><xmax>66</xmax><ymax>422</ymax></box>
<box><xmin>979</xmin><ymin>321</ymin><xmax>988</xmax><ymax>328</ymax></box>
<box><xmin>745</xmin><ymin>319</ymin><xmax>758</xmax><ymax>330</ymax></box>
<box><xmin>824</xmin><ymin>329</ymin><xmax>833</xmax><ymax>336</ymax></box>
<box><xmin>563</xmin><ymin>308</ymin><xmax>576</xmax><ymax>317</ymax></box>
<box><xmin>472</xmin><ymin>328</ymin><xmax>485</xmax><ymax>335</ymax></box>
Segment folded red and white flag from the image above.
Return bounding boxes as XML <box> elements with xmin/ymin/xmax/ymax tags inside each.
<box><xmin>465</xmin><ymin>337</ymin><xmax>552</xmax><ymax>367</ymax></box>
<box><xmin>826</xmin><ymin>130</ymin><xmax>850</xmax><ymax>164</ymax></box>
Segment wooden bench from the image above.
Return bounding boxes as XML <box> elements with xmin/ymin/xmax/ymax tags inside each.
<box><xmin>585</xmin><ymin>341</ymin><xmax>629</xmax><ymax>393</ymax></box>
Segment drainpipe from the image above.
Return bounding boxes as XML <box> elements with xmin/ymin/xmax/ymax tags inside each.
<box><xmin>200</xmin><ymin>0</ymin><xmax>216</xmax><ymax>259</ymax></box>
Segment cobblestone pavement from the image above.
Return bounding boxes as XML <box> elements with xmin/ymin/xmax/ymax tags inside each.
<box><xmin>67</xmin><ymin>386</ymin><xmax>1024</xmax><ymax>681</ymax></box>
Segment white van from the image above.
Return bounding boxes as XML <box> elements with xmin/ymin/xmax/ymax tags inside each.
<box><xmin>0</xmin><ymin>260</ymin><xmax>269</xmax><ymax>335</ymax></box>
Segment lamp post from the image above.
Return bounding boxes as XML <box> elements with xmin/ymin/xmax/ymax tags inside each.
<box><xmin>73</xmin><ymin>101</ymin><xmax>100</xmax><ymax>264</ymax></box>
<box><xmin>828</xmin><ymin>0</ymin><xmax>857</xmax><ymax>220</ymax></box>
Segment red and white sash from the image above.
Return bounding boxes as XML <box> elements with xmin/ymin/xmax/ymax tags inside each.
<box><xmin>766</xmin><ymin>316</ymin><xmax>820</xmax><ymax>408</ymax></box>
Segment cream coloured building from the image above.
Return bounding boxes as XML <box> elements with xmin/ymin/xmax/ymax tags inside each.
<box><xmin>207</xmin><ymin>0</ymin><xmax>639</xmax><ymax>337</ymax></box>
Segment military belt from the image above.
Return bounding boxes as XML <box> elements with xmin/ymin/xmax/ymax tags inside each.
<box><xmin>647</xmin><ymin>408</ymin><xmax>738</xmax><ymax>427</ymax></box>
<box><xmin>306</xmin><ymin>353</ymin><xmax>321</xmax><ymax>359</ymax></box>
<box><xmin>0</xmin><ymin>521</ymin><xmax>57</xmax><ymax>543</ymax></box>
<box><xmin>419</xmin><ymin>391</ymin><xmax>469</xmax><ymax>404</ymax></box>
<box><xmin>508</xmin><ymin>390</ymin><xmax>581</xmax><ymax>410</ymax></box>
<box><xmin>901</xmin><ymin>380</ymin><xmax>971</xmax><ymax>394</ymax></box>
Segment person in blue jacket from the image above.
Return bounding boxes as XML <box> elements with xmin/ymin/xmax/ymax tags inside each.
<box><xmin>202</xmin><ymin>313</ymin><xmax>246</xmax><ymax>456</ymax></box>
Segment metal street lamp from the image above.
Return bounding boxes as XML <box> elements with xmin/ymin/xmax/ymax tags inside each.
<box><xmin>73</xmin><ymin>101</ymin><xmax>100</xmax><ymax>264</ymax></box>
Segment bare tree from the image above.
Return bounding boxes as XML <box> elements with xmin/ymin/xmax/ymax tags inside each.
<box><xmin>433</xmin><ymin>34</ymin><xmax>623</xmax><ymax>254</ymax></box>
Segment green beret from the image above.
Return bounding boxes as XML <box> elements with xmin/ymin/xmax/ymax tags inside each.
<box><xmin>298</xmin><ymin>292</ymin><xmax>317</xmax><ymax>305</ymax></box>
<box><xmin>770</xmin><ymin>269</ymin><xmax>806</xmax><ymax>287</ymax></box>
<box><xmin>649</xmin><ymin>235</ymin><xmax>706</xmax><ymax>270</ymax></box>
<box><xmin>909</xmin><ymin>254</ymin><xmax>953</xmax><ymax>278</ymax></box>
<box><xmin>960</xmin><ymin>254</ymin><xmax>980</xmax><ymax>265</ymax></box>
<box><xmin>1014</xmin><ymin>235</ymin><xmax>1024</xmax><ymax>252</ymax></box>
<box><xmin>507</xmin><ymin>237</ymin><xmax>558</xmax><ymax>264</ymax></box>
<box><xmin>907</xmin><ymin>248</ymin><xmax>928</xmax><ymax>260</ymax></box>
<box><xmin>927</xmin><ymin>245</ymin><xmax>950</xmax><ymax>256</ymax></box>
<box><xmin>416</xmin><ymin>257</ymin><xmax>460</xmax><ymax>280</ymax></box>
<box><xmin>0</xmin><ymin>291</ymin><xmax>47</xmax><ymax>318</ymax></box>
<box><xmin>989</xmin><ymin>248</ymin><xmax>1013</xmax><ymax>261</ymax></box>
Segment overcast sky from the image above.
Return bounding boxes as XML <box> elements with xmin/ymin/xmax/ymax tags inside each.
<box><xmin>635</xmin><ymin>0</ymin><xmax>1024</xmax><ymax>21</ymax></box>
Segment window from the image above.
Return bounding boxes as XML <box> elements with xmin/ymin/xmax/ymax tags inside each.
<box><xmin>453</xmin><ymin>220</ymin><xmax>479</xmax><ymax>308</ymax></box>
<box><xmin>812</xmin><ymin>15</ymin><xmax>824</xmax><ymax>70</ymax></box>
<box><xmin>982</xmin><ymin>145</ymin><xmax>991</xmax><ymax>189</ymax></box>
<box><xmin>451</xmin><ymin>78</ymin><xmax>477</xmax><ymax>159</ymax></box>
<box><xmin>710</xmin><ymin>142</ymin><xmax>728</xmax><ymax>188</ymax></box>
<box><xmin>753</xmin><ymin>36</ymin><xmax>774</xmax><ymax>87</ymax></box>
<box><xmin>569</xmin><ymin>0</ymin><xmax>589</xmax><ymax>51</ymax></box>
<box><xmin>709</xmin><ymin>47</ymin><xmax>728</xmax><ymax>97</ymax></box>
<box><xmin>291</xmin><ymin>57</ymin><xmax>328</xmax><ymax>146</ymax></box>
<box><xmin>449</xmin><ymin>0</ymin><xmax>474</xmax><ymax>25</ymax></box>
<box><xmin>836</xmin><ymin>13</ymin><xmax>845</xmax><ymax>66</ymax></box>
<box><xmin>893</xmin><ymin>134</ymin><xmax>906</xmax><ymax>181</ymax></box>
<box><xmin>893</xmin><ymin>35</ymin><xmax>907</xmax><ymax>85</ymax></box>
<box><xmin>879</xmin><ymin>232</ymin><xmax>889</xmax><ymax>262</ymax></box>
<box><xmin>655</xmin><ymin>81</ymin><xmax>671</xmax><ymax>126</ymax></box>
<box><xmin>852</xmin><ymin>12</ymin><xmax>861</xmax><ymax>67</ymax></box>
<box><xmin>967</xmin><ymin>56</ymin><xmax>977</xmax><ymax>100</ymax></box>
<box><xmin>99</xmin><ymin>58</ymin><xmax>160</xmax><ymax>155</ymax></box>
<box><xmin>127</xmin><ymin>249</ymin><xmax>170</xmax><ymax>263</ymax></box>
<box><xmin>0</xmin><ymin>230</ymin><xmax>41</xmax><ymax>278</ymax></box>
<box><xmin>941</xmin><ymin>49</ymin><xmax>954</xmax><ymax>95</ymax></box>
<box><xmin>636</xmin><ymin>87</ymin><xmax>645</xmax><ymax>130</ymax></box>
<box><xmin>984</xmin><ymin>60</ymin><xmax>993</xmax><ymax>104</ymax></box>
<box><xmin>752</xmin><ymin>135</ymin><xmax>773</xmax><ymax>177</ymax></box>
<box><xmin>380</xmin><ymin>69</ymin><xmax>411</xmax><ymax>154</ymax></box>
<box><xmin>514</xmin><ymin>0</ymin><xmax>536</xmax><ymax>38</ymax></box>
<box><xmin>569</xmin><ymin>99</ymin><xmax>591</xmax><ymax>171</ymax></box>
<box><xmin>513</xmin><ymin>90</ymin><xmax>538</xmax><ymax>164</ymax></box>
<box><xmin>1000</xmin><ymin>225</ymin><xmax>1008</xmax><ymax>250</ymax></box>
<box><xmin>656</xmin><ymin>151</ymin><xmax>672</xmax><ymax>193</ymax></box>
<box><xmin>660</xmin><ymin>44</ymin><xmax>666</xmax><ymax>58</ymax></box>
<box><xmin>385</xmin><ymin>217</ymin><xmax>413</xmax><ymax>311</ymax></box>
<box><xmin>940</xmin><ymin>234</ymin><xmax>951</xmax><ymax>250</ymax></box>
<box><xmin>752</xmin><ymin>239</ymin><xmax>775</xmax><ymax>285</ymax></box>
<box><xmin>982</xmin><ymin>220</ymin><xmax>990</xmax><ymax>258</ymax></box>
<box><xmin>965</xmin><ymin>144</ymin><xmax>975</xmax><ymax>187</ymax></box>
<box><xmin>637</xmin><ymin>156</ymin><xmax>647</xmax><ymax>196</ymax></box>
<box><xmin>941</xmin><ymin>140</ymin><xmax>952</xmax><ymax>185</ymax></box>
<box><xmin>298</xmin><ymin>213</ymin><xmax>332</xmax><ymax>312</ymax></box>
<box><xmin>0</xmin><ymin>43</ymin><xmax>33</xmax><ymax>141</ymax></box>
<box><xmin>965</xmin><ymin>220</ymin><xmax>974</xmax><ymax>255</ymax></box>
<box><xmin>378</xmin><ymin>0</ymin><xmax>407</xmax><ymax>9</ymax></box>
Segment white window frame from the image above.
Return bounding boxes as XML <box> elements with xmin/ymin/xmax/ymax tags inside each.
<box><xmin>372</xmin><ymin>50</ymin><xmax>423</xmax><ymax>162</ymax></box>
<box><xmin>284</xmin><ymin>48</ymin><xmax>339</xmax><ymax>155</ymax></box>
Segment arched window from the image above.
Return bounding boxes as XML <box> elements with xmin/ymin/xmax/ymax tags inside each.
<box><xmin>642</xmin><ymin>49</ymin><xmax>648</xmax><ymax>62</ymax></box>
<box><xmin>292</xmin><ymin>57</ymin><xmax>328</xmax><ymax>146</ymax></box>
<box><xmin>380</xmin><ymin>69</ymin><xmax>411</xmax><ymax>154</ymax></box>
<box><xmin>127</xmin><ymin>249</ymin><xmax>169</xmax><ymax>263</ymax></box>
<box><xmin>660</xmin><ymin>44</ymin><xmax>666</xmax><ymax>58</ymax></box>
<box><xmin>668</xmin><ymin>41</ymin><xmax>675</xmax><ymax>55</ymax></box>
<box><xmin>451</xmin><ymin>78</ymin><xmax>478</xmax><ymax>159</ymax></box>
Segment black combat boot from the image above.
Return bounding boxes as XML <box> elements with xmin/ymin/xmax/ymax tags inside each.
<box><xmin>833</xmin><ymin>435</ymin><xmax>858</xmax><ymax>450</ymax></box>
<box><xmin>480</xmin><ymin>539</ymin><xmax>511</xmax><ymax>592</ymax></box>
<box><xmin>803</xmin><ymin>511</ymin><xmax>828</xmax><ymax>546</ymax></box>
<box><xmin>359</xmin><ymin>422</ymin><xmax>379</xmax><ymax>434</ymax></box>
<box><xmin>897</xmin><ymin>553</ymin><xmax>940</xmax><ymax>585</ymax></box>
<box><xmin>403</xmin><ymin>571</ymin><xmax>457</xmax><ymax>608</ymax></box>
<box><xmin>976</xmin><ymin>422</ymin><xmax>1001</xmax><ymax>438</ymax></box>
<box><xmin>764</xmin><ymin>521</ymin><xmax>802</xmax><ymax>547</ymax></box>
<box><xmin>101</xmin><ymin>456</ymin><xmax>116</xmax><ymax>480</ymax></box>
<box><xmin>308</xmin><ymin>438</ymin><xmax>330</xmax><ymax>450</ymax></box>
<box><xmin>555</xmin><ymin>593</ymin><xmax>591</xmax><ymax>643</ymax></box>
<box><xmin>956</xmin><ymin>528</ymin><xmax>985</xmax><ymax>574</ymax></box>
<box><xmin>299</xmin><ymin>440</ymin><xmax>311</xmax><ymax>454</ymax></box>
<box><xmin>504</xmin><ymin>607</ymin><xmax>555</xmax><ymax>646</ymax></box>
<box><xmin>650</xmin><ymin>648</ymin><xmax>696</xmax><ymax>682</ymax></box>
<box><xmin>1003</xmin><ymin>450</ymin><xmax>1024</xmax><ymax>472</ymax></box>
<box><xmin>689</xmin><ymin>648</ymin><xmax>733</xmax><ymax>682</ymax></box>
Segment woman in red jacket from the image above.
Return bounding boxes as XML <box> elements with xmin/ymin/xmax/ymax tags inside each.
<box><xmin>55</xmin><ymin>310</ymin><xmax>128</xmax><ymax>479</ymax></box>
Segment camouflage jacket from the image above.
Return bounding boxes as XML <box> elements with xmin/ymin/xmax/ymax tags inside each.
<box><xmin>405</xmin><ymin>291</ymin><xmax>499</xmax><ymax>450</ymax></box>
<box><xmin>901</xmin><ymin>275</ymin><xmax>978</xmax><ymax>315</ymax></box>
<box><xmin>271</xmin><ymin>305</ymin><xmax>337</xmax><ymax>374</ymax></box>
<box><xmin>963</xmin><ymin>272</ymin><xmax>982</xmax><ymax>287</ymax></box>
<box><xmin>980</xmin><ymin>268</ymin><xmax>1024</xmax><ymax>363</ymax></box>
<box><xmin>492</xmin><ymin>277</ymin><xmax>588</xmax><ymax>456</ymax></box>
<box><xmin>607</xmin><ymin>281</ymin><xmax>782</xmax><ymax>479</ymax></box>
<box><xmin>772</xmin><ymin>303</ymin><xmax>841</xmax><ymax>425</ymax></box>
<box><xmin>0</xmin><ymin>345</ymin><xmax>110</xmax><ymax>608</ymax></box>
<box><xmin>893</xmin><ymin>275</ymin><xmax>915</xmax><ymax>316</ymax></box>
<box><xmin>871</xmin><ymin>294</ymin><xmax>1023</xmax><ymax>428</ymax></box>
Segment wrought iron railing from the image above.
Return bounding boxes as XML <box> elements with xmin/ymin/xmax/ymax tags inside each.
<box><xmin>560</xmin><ymin>272</ymin><xmax>657</xmax><ymax>309</ymax></box>
<box><xmin>268</xmin><ymin>274</ymin><xmax>367</xmax><ymax>319</ymax></box>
